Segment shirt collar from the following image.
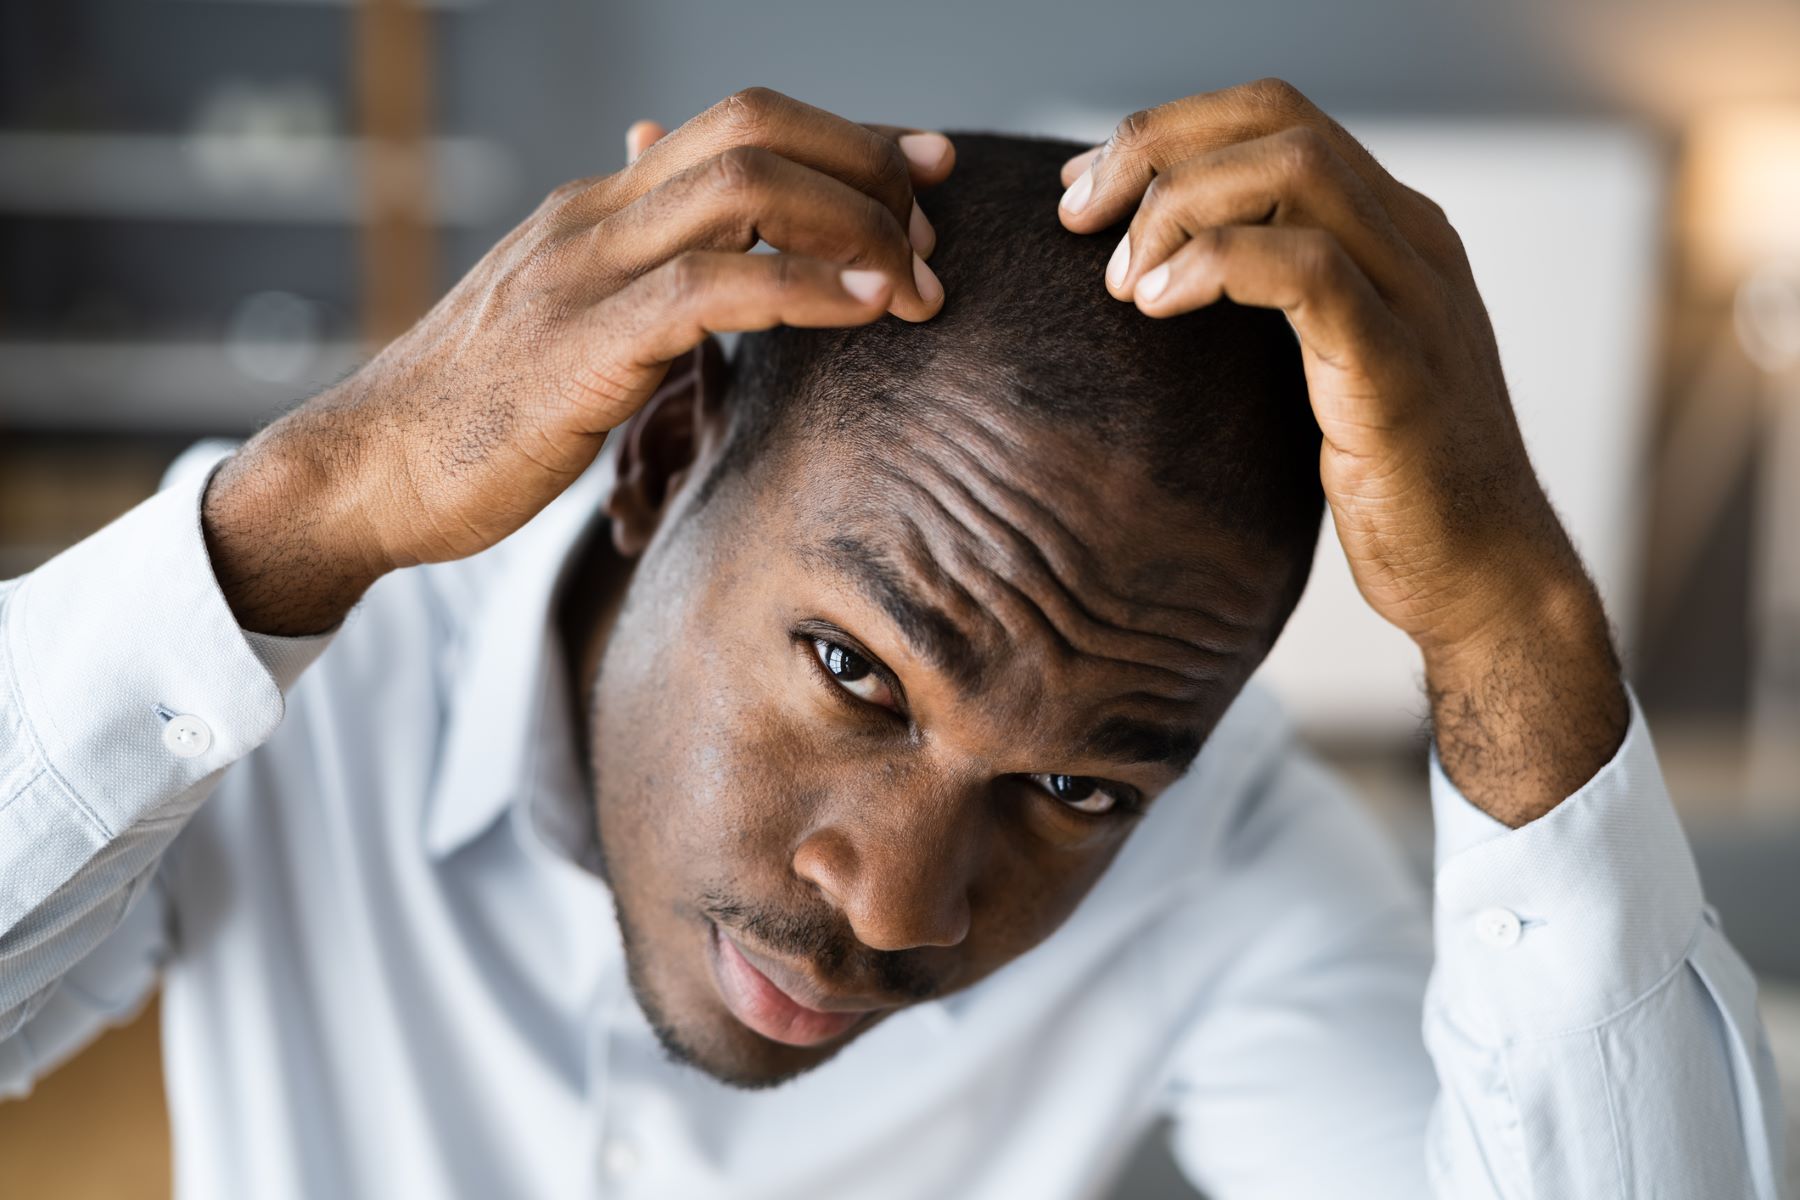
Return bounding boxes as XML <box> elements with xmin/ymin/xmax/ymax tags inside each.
<box><xmin>422</xmin><ymin>444</ymin><xmax>617</xmax><ymax>861</ymax></box>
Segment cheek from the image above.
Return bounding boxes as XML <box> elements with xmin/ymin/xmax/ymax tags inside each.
<box><xmin>967</xmin><ymin>835</ymin><xmax>1123</xmax><ymax>968</ymax></box>
<box><xmin>592</xmin><ymin>625</ymin><xmax>823</xmax><ymax>901</ymax></box>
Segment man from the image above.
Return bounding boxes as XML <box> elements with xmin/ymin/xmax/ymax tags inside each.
<box><xmin>0</xmin><ymin>82</ymin><xmax>1784</xmax><ymax>1198</ymax></box>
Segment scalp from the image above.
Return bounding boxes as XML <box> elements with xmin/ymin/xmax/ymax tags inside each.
<box><xmin>708</xmin><ymin>131</ymin><xmax>1326</xmax><ymax>613</ymax></box>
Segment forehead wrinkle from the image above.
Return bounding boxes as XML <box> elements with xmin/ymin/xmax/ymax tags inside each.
<box><xmin>798</xmin><ymin>533</ymin><xmax>991</xmax><ymax>694</ymax></box>
<box><xmin>865</xmin><ymin>478</ymin><xmax>1230</xmax><ymax>754</ymax></box>
<box><xmin>896</xmin><ymin>441</ymin><xmax>1242</xmax><ymax>691</ymax></box>
<box><xmin>875</xmin><ymin>453</ymin><xmax>1233</xmax><ymax>705</ymax></box>
<box><xmin>933</xmin><ymin>419</ymin><xmax>1265</xmax><ymax>640</ymax></box>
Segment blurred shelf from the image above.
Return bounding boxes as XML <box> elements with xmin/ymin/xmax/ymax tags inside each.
<box><xmin>0</xmin><ymin>339</ymin><xmax>364</xmax><ymax>433</ymax></box>
<box><xmin>0</xmin><ymin>132</ymin><xmax>519</xmax><ymax>226</ymax></box>
<box><xmin>174</xmin><ymin>0</ymin><xmax>485</xmax><ymax>8</ymax></box>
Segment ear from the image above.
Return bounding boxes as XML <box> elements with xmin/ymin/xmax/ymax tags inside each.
<box><xmin>604</xmin><ymin>336</ymin><xmax>731</xmax><ymax>558</ymax></box>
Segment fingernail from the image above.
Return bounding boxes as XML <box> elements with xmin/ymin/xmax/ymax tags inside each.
<box><xmin>908</xmin><ymin>200</ymin><xmax>935</xmax><ymax>256</ymax></box>
<box><xmin>840</xmin><ymin>268</ymin><xmax>890</xmax><ymax>304</ymax></box>
<box><xmin>1137</xmin><ymin>263</ymin><xmax>1171</xmax><ymax>303</ymax></box>
<box><xmin>1106</xmin><ymin>233</ymin><xmax>1131</xmax><ymax>291</ymax></box>
<box><xmin>1061</xmin><ymin>167</ymin><xmax>1094</xmax><ymax>214</ymax></box>
<box><xmin>625</xmin><ymin>119</ymin><xmax>656</xmax><ymax>163</ymax></box>
<box><xmin>898</xmin><ymin>133</ymin><xmax>951</xmax><ymax>173</ymax></box>
<box><xmin>1061</xmin><ymin>146</ymin><xmax>1102</xmax><ymax>178</ymax></box>
<box><xmin>912</xmin><ymin>253</ymin><xmax>943</xmax><ymax>305</ymax></box>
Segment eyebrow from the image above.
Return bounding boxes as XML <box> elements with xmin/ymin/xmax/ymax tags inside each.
<box><xmin>1079</xmin><ymin>715</ymin><xmax>1204</xmax><ymax>774</ymax></box>
<box><xmin>800</xmin><ymin>534</ymin><xmax>989</xmax><ymax>693</ymax></box>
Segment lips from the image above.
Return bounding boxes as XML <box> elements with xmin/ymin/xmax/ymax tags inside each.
<box><xmin>705</xmin><ymin>922</ymin><xmax>884</xmax><ymax>1047</ymax></box>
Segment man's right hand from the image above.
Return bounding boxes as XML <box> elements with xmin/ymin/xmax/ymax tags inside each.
<box><xmin>202</xmin><ymin>88</ymin><xmax>954</xmax><ymax>635</ymax></box>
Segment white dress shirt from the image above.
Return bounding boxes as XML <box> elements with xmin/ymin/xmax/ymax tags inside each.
<box><xmin>0</xmin><ymin>442</ymin><xmax>1786</xmax><ymax>1199</ymax></box>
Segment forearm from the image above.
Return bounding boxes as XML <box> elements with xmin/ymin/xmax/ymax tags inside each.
<box><xmin>1421</xmin><ymin>557</ymin><xmax>1629</xmax><ymax>828</ymax></box>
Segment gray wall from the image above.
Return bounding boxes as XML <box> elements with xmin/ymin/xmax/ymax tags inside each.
<box><xmin>441</xmin><ymin>0</ymin><xmax>1800</xmax><ymax>242</ymax></box>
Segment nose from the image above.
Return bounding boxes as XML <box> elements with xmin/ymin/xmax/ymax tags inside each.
<box><xmin>790</xmin><ymin>784</ymin><xmax>979</xmax><ymax>953</ymax></box>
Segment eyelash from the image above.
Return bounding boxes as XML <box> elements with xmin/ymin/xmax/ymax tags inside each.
<box><xmin>796</xmin><ymin>628</ymin><xmax>1143</xmax><ymax>819</ymax></box>
<box><xmin>797</xmin><ymin>631</ymin><xmax>905</xmax><ymax>719</ymax></box>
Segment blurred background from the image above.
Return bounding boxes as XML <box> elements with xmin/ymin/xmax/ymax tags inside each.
<box><xmin>1</xmin><ymin>0</ymin><xmax>1796</xmax><ymax>1196</ymax></box>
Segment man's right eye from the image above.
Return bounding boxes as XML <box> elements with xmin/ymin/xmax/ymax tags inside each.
<box><xmin>810</xmin><ymin>638</ymin><xmax>895</xmax><ymax>708</ymax></box>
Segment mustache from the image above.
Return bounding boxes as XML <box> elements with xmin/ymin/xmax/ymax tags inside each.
<box><xmin>698</xmin><ymin>888</ymin><xmax>943</xmax><ymax>1003</ymax></box>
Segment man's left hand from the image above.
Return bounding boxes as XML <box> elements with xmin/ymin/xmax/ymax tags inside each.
<box><xmin>1057</xmin><ymin>79</ymin><xmax>1627</xmax><ymax>825</ymax></box>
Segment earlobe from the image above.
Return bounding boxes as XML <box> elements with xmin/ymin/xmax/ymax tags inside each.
<box><xmin>604</xmin><ymin>337</ymin><xmax>731</xmax><ymax>558</ymax></box>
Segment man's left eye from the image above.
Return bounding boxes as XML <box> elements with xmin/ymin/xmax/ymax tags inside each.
<box><xmin>811</xmin><ymin>638</ymin><xmax>894</xmax><ymax>707</ymax></box>
<box><xmin>1029</xmin><ymin>773</ymin><xmax>1122</xmax><ymax>815</ymax></box>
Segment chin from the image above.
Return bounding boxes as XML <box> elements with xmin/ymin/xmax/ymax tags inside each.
<box><xmin>629</xmin><ymin>971</ymin><xmax>866</xmax><ymax>1091</ymax></box>
<box><xmin>608</xmin><ymin>906</ymin><xmax>863</xmax><ymax>1091</ymax></box>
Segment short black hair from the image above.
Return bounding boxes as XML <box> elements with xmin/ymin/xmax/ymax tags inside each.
<box><xmin>712</xmin><ymin>131</ymin><xmax>1323</xmax><ymax>612</ymax></box>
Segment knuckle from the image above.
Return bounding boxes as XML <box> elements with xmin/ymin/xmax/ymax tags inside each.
<box><xmin>1109</xmin><ymin>108</ymin><xmax>1157</xmax><ymax>153</ymax></box>
<box><xmin>542</xmin><ymin>178</ymin><xmax>585</xmax><ymax>208</ymax></box>
<box><xmin>662</xmin><ymin>252</ymin><xmax>712</xmax><ymax>308</ymax></box>
<box><xmin>1191</xmin><ymin>225</ymin><xmax>1229</xmax><ymax>258</ymax></box>
<box><xmin>705</xmin><ymin>144</ymin><xmax>774</xmax><ymax>197</ymax></box>
<box><xmin>1277</xmin><ymin>126</ymin><xmax>1335</xmax><ymax>180</ymax></box>
<box><xmin>532</xmin><ymin>175</ymin><xmax>601</xmax><ymax>222</ymax></box>
<box><xmin>1406</xmin><ymin>184</ymin><xmax>1447</xmax><ymax>223</ymax></box>
<box><xmin>716</xmin><ymin>86</ymin><xmax>783</xmax><ymax>135</ymax></box>
<box><xmin>1136</xmin><ymin>174</ymin><xmax>1179</xmax><ymax>227</ymax></box>
<box><xmin>866</xmin><ymin>136</ymin><xmax>912</xmax><ymax>202</ymax></box>
<box><xmin>1244</xmin><ymin>76</ymin><xmax>1309</xmax><ymax>114</ymax></box>
<box><xmin>766</xmin><ymin>253</ymin><xmax>802</xmax><ymax>293</ymax></box>
<box><xmin>851</xmin><ymin>193</ymin><xmax>905</xmax><ymax>262</ymax></box>
<box><xmin>1294</xmin><ymin>230</ymin><xmax>1346</xmax><ymax>284</ymax></box>
<box><xmin>1400</xmin><ymin>186</ymin><xmax>1466</xmax><ymax>262</ymax></box>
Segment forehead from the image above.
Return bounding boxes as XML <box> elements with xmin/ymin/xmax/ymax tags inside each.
<box><xmin>740</xmin><ymin>402</ymin><xmax>1292</xmax><ymax>747</ymax></box>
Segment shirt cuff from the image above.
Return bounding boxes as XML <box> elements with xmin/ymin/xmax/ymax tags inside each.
<box><xmin>1427</xmin><ymin>688</ymin><xmax>1704</xmax><ymax>1041</ymax></box>
<box><xmin>4</xmin><ymin>459</ymin><xmax>325</xmax><ymax>836</ymax></box>
<box><xmin>242</xmin><ymin>629</ymin><xmax>336</xmax><ymax>694</ymax></box>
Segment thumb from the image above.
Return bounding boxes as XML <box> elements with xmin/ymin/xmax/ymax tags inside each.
<box><xmin>626</xmin><ymin>119</ymin><xmax>668</xmax><ymax>165</ymax></box>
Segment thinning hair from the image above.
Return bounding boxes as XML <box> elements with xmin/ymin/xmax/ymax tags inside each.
<box><xmin>708</xmin><ymin>131</ymin><xmax>1324</xmax><ymax>611</ymax></box>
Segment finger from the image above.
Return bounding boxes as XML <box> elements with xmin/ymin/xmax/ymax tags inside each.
<box><xmin>861</xmin><ymin>123</ymin><xmax>954</xmax><ymax>257</ymax></box>
<box><xmin>1059</xmin><ymin>78</ymin><xmax>1394</xmax><ymax>234</ymax></box>
<box><xmin>573</xmin><ymin>253</ymin><xmax>894</xmax><ymax>417</ymax></box>
<box><xmin>862</xmin><ymin>124</ymin><xmax>957</xmax><ymax>185</ymax></box>
<box><xmin>585</xmin><ymin>145</ymin><xmax>942</xmax><ymax>322</ymax></box>
<box><xmin>616</xmin><ymin>88</ymin><xmax>949</xmax><ymax>242</ymax></box>
<box><xmin>1059</xmin><ymin>145</ymin><xmax>1102</xmax><ymax>187</ymax></box>
<box><xmin>1131</xmin><ymin>224</ymin><xmax>1398</xmax><ymax>372</ymax></box>
<box><xmin>626</xmin><ymin>119</ymin><xmax>667</xmax><ymax>164</ymax></box>
<box><xmin>1107</xmin><ymin>127</ymin><xmax>1422</xmax><ymax>304</ymax></box>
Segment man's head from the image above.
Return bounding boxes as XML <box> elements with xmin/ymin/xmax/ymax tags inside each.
<box><xmin>582</xmin><ymin>133</ymin><xmax>1321</xmax><ymax>1088</ymax></box>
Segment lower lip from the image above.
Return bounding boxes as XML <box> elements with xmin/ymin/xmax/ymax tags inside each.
<box><xmin>705</xmin><ymin>923</ymin><xmax>871</xmax><ymax>1047</ymax></box>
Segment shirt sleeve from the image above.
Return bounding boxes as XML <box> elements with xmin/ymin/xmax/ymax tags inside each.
<box><xmin>1424</xmin><ymin>689</ymin><xmax>1788</xmax><ymax>1198</ymax></box>
<box><xmin>0</xmin><ymin>449</ymin><xmax>335</xmax><ymax>1095</ymax></box>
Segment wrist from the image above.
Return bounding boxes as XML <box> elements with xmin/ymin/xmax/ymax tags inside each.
<box><xmin>202</xmin><ymin>414</ymin><xmax>390</xmax><ymax>636</ymax></box>
<box><xmin>1421</xmin><ymin>561</ymin><xmax>1628</xmax><ymax>827</ymax></box>
<box><xmin>1419</xmin><ymin>560</ymin><xmax>1613</xmax><ymax>695</ymax></box>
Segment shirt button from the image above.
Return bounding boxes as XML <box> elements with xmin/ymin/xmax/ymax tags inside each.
<box><xmin>1474</xmin><ymin>906</ymin><xmax>1523</xmax><ymax>948</ymax></box>
<box><xmin>162</xmin><ymin>715</ymin><xmax>213</xmax><ymax>758</ymax></box>
<box><xmin>602</xmin><ymin>1137</ymin><xmax>641</xmax><ymax>1179</ymax></box>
